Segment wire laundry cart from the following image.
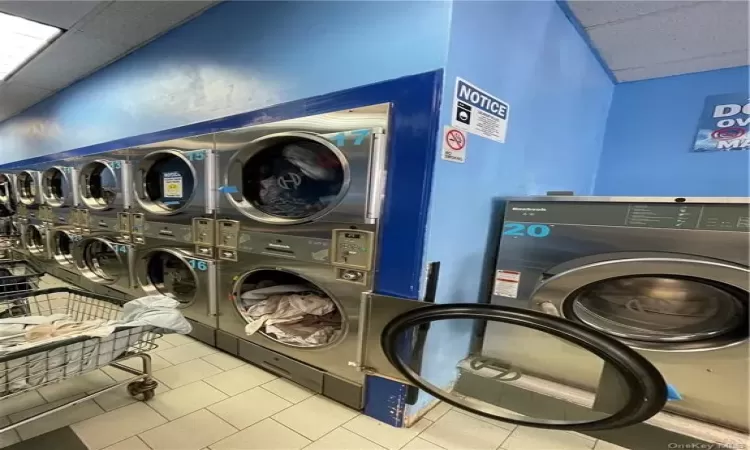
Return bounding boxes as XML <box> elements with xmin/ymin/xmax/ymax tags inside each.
<box><xmin>0</xmin><ymin>287</ymin><xmax>161</xmax><ymax>434</ymax></box>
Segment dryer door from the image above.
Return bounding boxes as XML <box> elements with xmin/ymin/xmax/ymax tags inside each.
<box><xmin>0</xmin><ymin>173</ymin><xmax>16</xmax><ymax>213</ymax></box>
<box><xmin>79</xmin><ymin>160</ymin><xmax>122</xmax><ymax>211</ymax></box>
<box><xmin>359</xmin><ymin>294</ymin><xmax>668</xmax><ymax>431</ymax></box>
<box><xmin>52</xmin><ymin>229</ymin><xmax>80</xmax><ymax>269</ymax></box>
<box><xmin>41</xmin><ymin>166</ymin><xmax>77</xmax><ymax>208</ymax></box>
<box><xmin>133</xmin><ymin>150</ymin><xmax>203</xmax><ymax>215</ymax></box>
<box><xmin>135</xmin><ymin>249</ymin><xmax>217</xmax><ymax>323</ymax></box>
<box><xmin>531</xmin><ymin>254</ymin><xmax>749</xmax><ymax>351</ymax></box>
<box><xmin>16</xmin><ymin>171</ymin><xmax>41</xmax><ymax>205</ymax></box>
<box><xmin>23</xmin><ymin>224</ymin><xmax>48</xmax><ymax>258</ymax></box>
<box><xmin>76</xmin><ymin>237</ymin><xmax>130</xmax><ymax>285</ymax></box>
<box><xmin>222</xmin><ymin>128</ymin><xmax>386</xmax><ymax>224</ymax></box>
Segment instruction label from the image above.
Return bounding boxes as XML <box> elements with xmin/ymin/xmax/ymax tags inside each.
<box><xmin>163</xmin><ymin>171</ymin><xmax>183</xmax><ymax>198</ymax></box>
<box><xmin>493</xmin><ymin>270</ymin><xmax>521</xmax><ymax>298</ymax></box>
<box><xmin>441</xmin><ymin>126</ymin><xmax>467</xmax><ymax>163</ymax></box>
<box><xmin>451</xmin><ymin>77</ymin><xmax>509</xmax><ymax>143</ymax></box>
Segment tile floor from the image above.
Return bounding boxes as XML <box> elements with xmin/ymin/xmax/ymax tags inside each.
<box><xmin>0</xmin><ymin>276</ymin><xmax>634</xmax><ymax>450</ymax></box>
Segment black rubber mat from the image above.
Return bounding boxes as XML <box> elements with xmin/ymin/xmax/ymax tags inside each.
<box><xmin>5</xmin><ymin>427</ymin><xmax>87</xmax><ymax>450</ymax></box>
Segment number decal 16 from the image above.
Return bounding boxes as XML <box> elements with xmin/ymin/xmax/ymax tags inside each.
<box><xmin>188</xmin><ymin>259</ymin><xmax>209</xmax><ymax>271</ymax></box>
<box><xmin>502</xmin><ymin>223</ymin><xmax>551</xmax><ymax>238</ymax></box>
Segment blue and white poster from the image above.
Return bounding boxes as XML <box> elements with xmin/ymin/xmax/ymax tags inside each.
<box><xmin>692</xmin><ymin>93</ymin><xmax>749</xmax><ymax>152</ymax></box>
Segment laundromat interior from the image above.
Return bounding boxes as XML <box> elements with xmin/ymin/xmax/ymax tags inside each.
<box><xmin>0</xmin><ymin>1</ymin><xmax>747</xmax><ymax>449</ymax></box>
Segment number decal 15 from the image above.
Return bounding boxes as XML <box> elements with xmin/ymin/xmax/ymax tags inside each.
<box><xmin>503</xmin><ymin>223</ymin><xmax>551</xmax><ymax>238</ymax></box>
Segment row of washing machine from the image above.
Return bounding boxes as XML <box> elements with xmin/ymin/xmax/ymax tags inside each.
<box><xmin>0</xmin><ymin>104</ymin><xmax>391</xmax><ymax>410</ymax></box>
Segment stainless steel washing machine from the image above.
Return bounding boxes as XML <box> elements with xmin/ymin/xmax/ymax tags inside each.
<box><xmin>125</xmin><ymin>135</ymin><xmax>215</xmax><ymax>245</ymax></box>
<box><xmin>483</xmin><ymin>196</ymin><xmax>749</xmax><ymax>432</ymax></box>
<box><xmin>133</xmin><ymin>238</ymin><xmax>217</xmax><ymax>328</ymax></box>
<box><xmin>75</xmin><ymin>152</ymin><xmax>131</xmax><ymax>237</ymax></box>
<box><xmin>73</xmin><ymin>230</ymin><xmax>136</xmax><ymax>299</ymax></box>
<box><xmin>214</xmin><ymin>224</ymin><xmax>374</xmax><ymax>409</ymax></box>
<box><xmin>213</xmin><ymin>104</ymin><xmax>388</xmax><ymax>239</ymax></box>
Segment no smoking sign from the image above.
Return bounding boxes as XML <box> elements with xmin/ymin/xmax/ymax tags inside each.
<box><xmin>442</xmin><ymin>126</ymin><xmax>467</xmax><ymax>163</ymax></box>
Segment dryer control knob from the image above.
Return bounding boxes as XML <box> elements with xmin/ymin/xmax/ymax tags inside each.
<box><xmin>539</xmin><ymin>302</ymin><xmax>560</xmax><ymax>316</ymax></box>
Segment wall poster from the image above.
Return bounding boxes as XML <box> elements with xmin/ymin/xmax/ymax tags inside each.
<box><xmin>692</xmin><ymin>93</ymin><xmax>749</xmax><ymax>152</ymax></box>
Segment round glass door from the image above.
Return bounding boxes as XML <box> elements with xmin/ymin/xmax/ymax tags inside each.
<box><xmin>16</xmin><ymin>171</ymin><xmax>37</xmax><ymax>205</ymax></box>
<box><xmin>80</xmin><ymin>239</ymin><xmax>125</xmax><ymax>283</ymax></box>
<box><xmin>381</xmin><ymin>305</ymin><xmax>667</xmax><ymax>431</ymax></box>
<box><xmin>138</xmin><ymin>152</ymin><xmax>196</xmax><ymax>214</ymax></box>
<box><xmin>41</xmin><ymin>167</ymin><xmax>68</xmax><ymax>207</ymax></box>
<box><xmin>232</xmin><ymin>269</ymin><xmax>345</xmax><ymax>348</ymax></box>
<box><xmin>80</xmin><ymin>161</ymin><xmax>118</xmax><ymax>210</ymax></box>
<box><xmin>226</xmin><ymin>133</ymin><xmax>349</xmax><ymax>224</ymax></box>
<box><xmin>25</xmin><ymin>225</ymin><xmax>46</xmax><ymax>255</ymax></box>
<box><xmin>53</xmin><ymin>230</ymin><xmax>76</xmax><ymax>266</ymax></box>
<box><xmin>0</xmin><ymin>173</ymin><xmax>15</xmax><ymax>210</ymax></box>
<box><xmin>568</xmin><ymin>276</ymin><xmax>748</xmax><ymax>345</ymax></box>
<box><xmin>145</xmin><ymin>251</ymin><xmax>197</xmax><ymax>305</ymax></box>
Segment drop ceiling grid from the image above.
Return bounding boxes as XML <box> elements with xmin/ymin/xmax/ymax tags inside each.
<box><xmin>568</xmin><ymin>0</ymin><xmax>749</xmax><ymax>82</ymax></box>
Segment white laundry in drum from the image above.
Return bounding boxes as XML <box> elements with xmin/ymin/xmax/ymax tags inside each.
<box><xmin>238</xmin><ymin>284</ymin><xmax>342</xmax><ymax>346</ymax></box>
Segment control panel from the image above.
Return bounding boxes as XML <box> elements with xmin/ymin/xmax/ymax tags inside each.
<box><xmin>69</xmin><ymin>209</ymin><xmax>80</xmax><ymax>228</ymax></box>
<box><xmin>17</xmin><ymin>204</ymin><xmax>27</xmax><ymax>218</ymax></box>
<box><xmin>131</xmin><ymin>213</ymin><xmax>145</xmax><ymax>244</ymax></box>
<box><xmin>216</xmin><ymin>220</ymin><xmax>239</xmax><ymax>261</ymax></box>
<box><xmin>77</xmin><ymin>208</ymin><xmax>90</xmax><ymax>229</ymax></box>
<box><xmin>331</xmin><ymin>229</ymin><xmax>374</xmax><ymax>285</ymax></box>
<box><xmin>39</xmin><ymin>205</ymin><xmax>51</xmax><ymax>223</ymax></box>
<box><xmin>193</xmin><ymin>218</ymin><xmax>216</xmax><ymax>258</ymax></box>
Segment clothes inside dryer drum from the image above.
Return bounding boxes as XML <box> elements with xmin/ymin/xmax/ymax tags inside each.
<box><xmin>83</xmin><ymin>241</ymin><xmax>123</xmax><ymax>282</ymax></box>
<box><xmin>242</xmin><ymin>141</ymin><xmax>344</xmax><ymax>219</ymax></box>
<box><xmin>571</xmin><ymin>276</ymin><xmax>748</xmax><ymax>343</ymax></box>
<box><xmin>83</xmin><ymin>162</ymin><xmax>117</xmax><ymax>208</ymax></box>
<box><xmin>144</xmin><ymin>155</ymin><xmax>195</xmax><ymax>212</ymax></box>
<box><xmin>146</xmin><ymin>252</ymin><xmax>197</xmax><ymax>304</ymax></box>
<box><xmin>237</xmin><ymin>276</ymin><xmax>342</xmax><ymax>347</ymax></box>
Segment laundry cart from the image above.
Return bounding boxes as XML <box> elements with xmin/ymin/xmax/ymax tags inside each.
<box><xmin>0</xmin><ymin>288</ymin><xmax>163</xmax><ymax>435</ymax></box>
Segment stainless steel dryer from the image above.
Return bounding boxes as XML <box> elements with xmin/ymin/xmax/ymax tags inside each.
<box><xmin>485</xmin><ymin>197</ymin><xmax>749</xmax><ymax>432</ymax></box>
<box><xmin>133</xmin><ymin>238</ymin><xmax>217</xmax><ymax>329</ymax></box>
<box><xmin>126</xmin><ymin>135</ymin><xmax>215</xmax><ymax>245</ymax></box>
<box><xmin>75</xmin><ymin>152</ymin><xmax>131</xmax><ymax>237</ymax></box>
<box><xmin>40</xmin><ymin>160</ymin><xmax>79</xmax><ymax>223</ymax></box>
<box><xmin>215</xmin><ymin>224</ymin><xmax>375</xmax><ymax>409</ymax></box>
<box><xmin>74</xmin><ymin>229</ymin><xmax>136</xmax><ymax>300</ymax></box>
<box><xmin>47</xmin><ymin>224</ymin><xmax>86</xmax><ymax>287</ymax></box>
<box><xmin>15</xmin><ymin>166</ymin><xmax>45</xmax><ymax>220</ymax></box>
<box><xmin>213</xmin><ymin>104</ymin><xmax>388</xmax><ymax>239</ymax></box>
<box><xmin>18</xmin><ymin>207</ymin><xmax>51</xmax><ymax>267</ymax></box>
<box><xmin>0</xmin><ymin>172</ymin><xmax>17</xmax><ymax>216</ymax></box>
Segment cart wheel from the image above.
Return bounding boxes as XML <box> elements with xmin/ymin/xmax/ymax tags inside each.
<box><xmin>127</xmin><ymin>380</ymin><xmax>158</xmax><ymax>401</ymax></box>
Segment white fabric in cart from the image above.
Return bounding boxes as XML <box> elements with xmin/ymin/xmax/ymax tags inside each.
<box><xmin>239</xmin><ymin>285</ymin><xmax>339</xmax><ymax>346</ymax></box>
<box><xmin>0</xmin><ymin>295</ymin><xmax>192</xmax><ymax>396</ymax></box>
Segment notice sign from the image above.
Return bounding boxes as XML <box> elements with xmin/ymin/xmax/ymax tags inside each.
<box><xmin>692</xmin><ymin>93</ymin><xmax>749</xmax><ymax>152</ymax></box>
<box><xmin>163</xmin><ymin>171</ymin><xmax>183</xmax><ymax>198</ymax></box>
<box><xmin>493</xmin><ymin>270</ymin><xmax>520</xmax><ymax>298</ymax></box>
<box><xmin>451</xmin><ymin>77</ymin><xmax>510</xmax><ymax>143</ymax></box>
<box><xmin>441</xmin><ymin>126</ymin><xmax>467</xmax><ymax>163</ymax></box>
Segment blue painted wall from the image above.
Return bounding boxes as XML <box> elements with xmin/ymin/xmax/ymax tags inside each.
<box><xmin>0</xmin><ymin>1</ymin><xmax>451</xmax><ymax>161</ymax></box>
<box><xmin>406</xmin><ymin>0</ymin><xmax>614</xmax><ymax>417</ymax></box>
<box><xmin>594</xmin><ymin>66</ymin><xmax>750</xmax><ymax>196</ymax></box>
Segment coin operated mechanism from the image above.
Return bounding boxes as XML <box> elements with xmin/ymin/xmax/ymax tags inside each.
<box><xmin>117</xmin><ymin>212</ymin><xmax>132</xmax><ymax>243</ymax></box>
<box><xmin>216</xmin><ymin>220</ymin><xmax>240</xmax><ymax>262</ymax></box>
<box><xmin>131</xmin><ymin>213</ymin><xmax>145</xmax><ymax>245</ymax></box>
<box><xmin>193</xmin><ymin>218</ymin><xmax>216</xmax><ymax>258</ymax></box>
<box><xmin>74</xmin><ymin>208</ymin><xmax>90</xmax><ymax>234</ymax></box>
<box><xmin>331</xmin><ymin>229</ymin><xmax>374</xmax><ymax>285</ymax></box>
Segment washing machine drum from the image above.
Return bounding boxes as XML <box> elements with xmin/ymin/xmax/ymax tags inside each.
<box><xmin>82</xmin><ymin>240</ymin><xmax>126</xmax><ymax>282</ymax></box>
<box><xmin>42</xmin><ymin>168</ymin><xmax>68</xmax><ymax>205</ymax></box>
<box><xmin>146</xmin><ymin>252</ymin><xmax>197</xmax><ymax>304</ymax></box>
<box><xmin>242</xmin><ymin>140</ymin><xmax>345</xmax><ymax>220</ymax></box>
<box><xmin>17</xmin><ymin>172</ymin><xmax>37</xmax><ymax>203</ymax></box>
<box><xmin>144</xmin><ymin>155</ymin><xmax>195</xmax><ymax>212</ymax></box>
<box><xmin>570</xmin><ymin>276</ymin><xmax>748</xmax><ymax>343</ymax></box>
<box><xmin>81</xmin><ymin>162</ymin><xmax>118</xmax><ymax>209</ymax></box>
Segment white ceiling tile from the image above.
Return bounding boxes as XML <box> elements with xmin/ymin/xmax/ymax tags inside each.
<box><xmin>9</xmin><ymin>30</ymin><xmax>131</xmax><ymax>91</ymax></box>
<box><xmin>588</xmin><ymin>1</ymin><xmax>749</xmax><ymax>70</ymax></box>
<box><xmin>614</xmin><ymin>50</ymin><xmax>750</xmax><ymax>81</ymax></box>
<box><xmin>0</xmin><ymin>80</ymin><xmax>52</xmax><ymax>121</ymax></box>
<box><xmin>567</xmin><ymin>1</ymin><xmax>701</xmax><ymax>28</ymax></box>
<box><xmin>77</xmin><ymin>1</ymin><xmax>216</xmax><ymax>48</ymax></box>
<box><xmin>0</xmin><ymin>1</ymin><xmax>105</xmax><ymax>29</ymax></box>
